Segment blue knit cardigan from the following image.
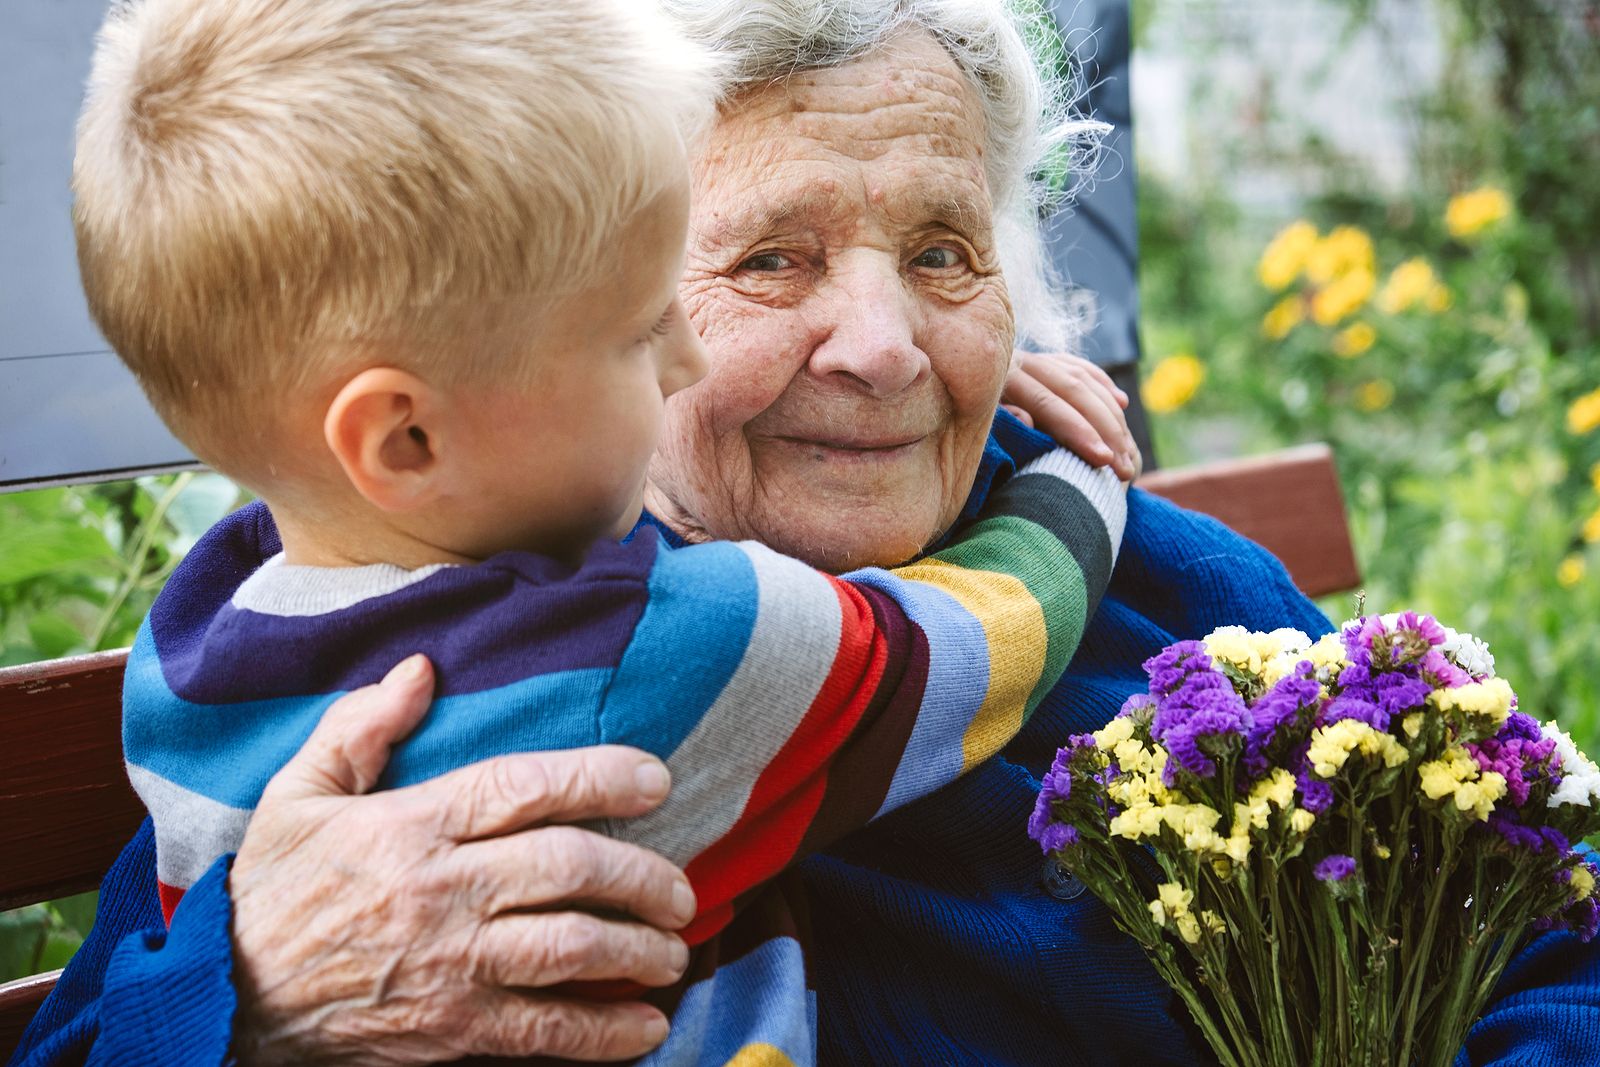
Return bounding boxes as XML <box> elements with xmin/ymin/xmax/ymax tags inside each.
<box><xmin>13</xmin><ymin>413</ymin><xmax>1600</xmax><ymax>1066</ymax></box>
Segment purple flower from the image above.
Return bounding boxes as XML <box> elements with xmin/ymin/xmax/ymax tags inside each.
<box><xmin>1297</xmin><ymin>767</ymin><xmax>1334</xmax><ymax>814</ymax></box>
<box><xmin>1484</xmin><ymin>812</ymin><xmax>1544</xmax><ymax>851</ymax></box>
<box><xmin>1244</xmin><ymin>664</ymin><xmax>1322</xmax><ymax>776</ymax></box>
<box><xmin>1035</xmin><ymin>822</ymin><xmax>1079</xmax><ymax>854</ymax></box>
<box><xmin>1469</xmin><ymin>724</ymin><xmax>1559</xmax><ymax>807</ymax></box>
<box><xmin>1314</xmin><ymin>854</ymin><xmax>1357</xmax><ymax>882</ymax></box>
<box><xmin>1142</xmin><ymin>641</ymin><xmax>1214</xmax><ymax>697</ymax></box>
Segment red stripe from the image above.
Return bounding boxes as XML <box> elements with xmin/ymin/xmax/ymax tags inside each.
<box><xmin>681</xmin><ymin>578</ymin><xmax>888</xmax><ymax>941</ymax></box>
<box><xmin>157</xmin><ymin>880</ymin><xmax>185</xmax><ymax>926</ymax></box>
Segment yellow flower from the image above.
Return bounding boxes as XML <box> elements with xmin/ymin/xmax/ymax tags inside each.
<box><xmin>1573</xmin><ymin>865</ymin><xmax>1596</xmax><ymax>902</ymax></box>
<box><xmin>1374</xmin><ymin>843</ymin><xmax>1392</xmax><ymax>860</ymax></box>
<box><xmin>1332</xmin><ymin>322</ymin><xmax>1377</xmax><ymax>358</ymax></box>
<box><xmin>1093</xmin><ymin>717</ymin><xmax>1135</xmax><ymax>750</ymax></box>
<box><xmin>1175</xmin><ymin>912</ymin><xmax>1203</xmax><ymax>944</ymax></box>
<box><xmin>1569</xmin><ymin>388</ymin><xmax>1600</xmax><ymax>435</ymax></box>
<box><xmin>1425</xmin><ymin>283</ymin><xmax>1454</xmax><ymax>313</ymax></box>
<box><xmin>1200</xmin><ymin>910</ymin><xmax>1227</xmax><ymax>936</ymax></box>
<box><xmin>1250</xmin><ymin>768</ymin><xmax>1298</xmax><ymax>810</ymax></box>
<box><xmin>1418</xmin><ymin>746</ymin><xmax>1507</xmax><ymax>820</ymax></box>
<box><xmin>1257</xmin><ymin>220</ymin><xmax>1319</xmax><ymax>290</ymax></box>
<box><xmin>1308</xmin><ymin>719</ymin><xmax>1409</xmax><ymax>778</ymax></box>
<box><xmin>1377</xmin><ymin>258</ymin><xmax>1439</xmax><ymax>314</ymax></box>
<box><xmin>1582</xmin><ymin>512</ymin><xmax>1600</xmax><ymax>545</ymax></box>
<box><xmin>1143</xmin><ymin>354</ymin><xmax>1205</xmax><ymax>414</ymax></box>
<box><xmin>1430</xmin><ymin>678</ymin><xmax>1515</xmax><ymax>726</ymax></box>
<box><xmin>1312</xmin><ymin>268</ymin><xmax>1377</xmax><ymax>326</ymax></box>
<box><xmin>1402</xmin><ymin>712</ymin><xmax>1425</xmax><ymax>739</ymax></box>
<box><xmin>1290</xmin><ymin>809</ymin><xmax>1316</xmax><ymax>834</ymax></box>
<box><xmin>1307</xmin><ymin>633</ymin><xmax>1348</xmax><ymax>673</ymax></box>
<box><xmin>1306</xmin><ymin>226</ymin><xmax>1376</xmax><ymax>285</ymax></box>
<box><xmin>1446</xmin><ymin>186</ymin><xmax>1512</xmax><ymax>240</ymax></box>
<box><xmin>1262</xmin><ymin>295</ymin><xmax>1306</xmax><ymax>340</ymax></box>
<box><xmin>1559</xmin><ymin>555</ymin><xmax>1587</xmax><ymax>589</ymax></box>
<box><xmin>1355</xmin><ymin>379</ymin><xmax>1395</xmax><ymax>412</ymax></box>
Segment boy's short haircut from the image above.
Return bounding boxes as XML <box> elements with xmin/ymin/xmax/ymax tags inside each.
<box><xmin>74</xmin><ymin>0</ymin><xmax>718</xmax><ymax>477</ymax></box>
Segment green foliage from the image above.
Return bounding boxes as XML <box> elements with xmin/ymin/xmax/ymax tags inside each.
<box><xmin>0</xmin><ymin>474</ymin><xmax>246</xmax><ymax>665</ymax></box>
<box><xmin>0</xmin><ymin>894</ymin><xmax>97</xmax><ymax>983</ymax></box>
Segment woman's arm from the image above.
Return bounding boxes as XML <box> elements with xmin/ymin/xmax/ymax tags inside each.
<box><xmin>11</xmin><ymin>660</ymin><xmax>694</xmax><ymax>1067</ymax></box>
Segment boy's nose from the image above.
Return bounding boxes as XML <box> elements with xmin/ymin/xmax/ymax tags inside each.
<box><xmin>660</xmin><ymin>301</ymin><xmax>709</xmax><ymax>397</ymax></box>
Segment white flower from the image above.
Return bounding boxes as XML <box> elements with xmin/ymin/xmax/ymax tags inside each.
<box><xmin>1439</xmin><ymin>628</ymin><xmax>1495</xmax><ymax>678</ymax></box>
<box><xmin>1543</xmin><ymin>721</ymin><xmax>1600</xmax><ymax>808</ymax></box>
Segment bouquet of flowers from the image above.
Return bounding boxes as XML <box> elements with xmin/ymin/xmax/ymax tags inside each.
<box><xmin>1029</xmin><ymin>612</ymin><xmax>1600</xmax><ymax>1067</ymax></box>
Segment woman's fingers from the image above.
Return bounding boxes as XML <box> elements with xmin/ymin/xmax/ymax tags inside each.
<box><xmin>459</xmin><ymin>824</ymin><xmax>697</xmax><ymax>930</ymax></box>
<box><xmin>471</xmin><ymin>910</ymin><xmax>690</xmax><ymax>989</ymax></box>
<box><xmin>412</xmin><ymin>744</ymin><xmax>673</xmax><ymax>842</ymax></box>
<box><xmin>262</xmin><ymin>654</ymin><xmax>436</xmax><ymax>803</ymax></box>
<box><xmin>464</xmin><ymin>992</ymin><xmax>671</xmax><ymax>1063</ymax></box>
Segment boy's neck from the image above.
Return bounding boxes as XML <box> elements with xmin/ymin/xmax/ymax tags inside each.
<box><xmin>272</xmin><ymin>506</ymin><xmax>481</xmax><ymax>570</ymax></box>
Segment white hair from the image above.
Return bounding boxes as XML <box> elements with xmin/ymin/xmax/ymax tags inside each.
<box><xmin>657</xmin><ymin>0</ymin><xmax>1107</xmax><ymax>351</ymax></box>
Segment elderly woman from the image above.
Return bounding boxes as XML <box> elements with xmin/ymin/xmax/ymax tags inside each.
<box><xmin>16</xmin><ymin>1</ymin><xmax>1600</xmax><ymax>1065</ymax></box>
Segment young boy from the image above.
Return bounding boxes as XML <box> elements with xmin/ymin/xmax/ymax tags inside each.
<box><xmin>75</xmin><ymin>0</ymin><xmax>1126</xmax><ymax>1060</ymax></box>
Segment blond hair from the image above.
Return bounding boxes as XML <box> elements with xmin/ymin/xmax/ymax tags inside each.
<box><xmin>74</xmin><ymin>0</ymin><xmax>717</xmax><ymax>475</ymax></box>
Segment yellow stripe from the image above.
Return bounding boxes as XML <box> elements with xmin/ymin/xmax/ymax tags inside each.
<box><xmin>892</xmin><ymin>557</ymin><xmax>1048</xmax><ymax>769</ymax></box>
<box><xmin>724</xmin><ymin>1043</ymin><xmax>799</xmax><ymax>1067</ymax></box>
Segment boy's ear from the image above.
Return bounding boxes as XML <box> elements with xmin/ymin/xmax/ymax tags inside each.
<box><xmin>323</xmin><ymin>368</ymin><xmax>448</xmax><ymax>512</ymax></box>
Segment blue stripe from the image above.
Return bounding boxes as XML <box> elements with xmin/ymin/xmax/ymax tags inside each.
<box><xmin>598</xmin><ymin>540</ymin><xmax>758</xmax><ymax>759</ymax></box>
<box><xmin>841</xmin><ymin>567</ymin><xmax>990</xmax><ymax>817</ymax></box>
<box><xmin>641</xmin><ymin>935</ymin><xmax>816</xmax><ymax>1066</ymax></box>
<box><xmin>124</xmin><ymin>623</ymin><xmax>612</xmax><ymax>808</ymax></box>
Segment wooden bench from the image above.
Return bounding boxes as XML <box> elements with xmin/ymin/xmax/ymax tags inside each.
<box><xmin>0</xmin><ymin>443</ymin><xmax>1360</xmax><ymax>1058</ymax></box>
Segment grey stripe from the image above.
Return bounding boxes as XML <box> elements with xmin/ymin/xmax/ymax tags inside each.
<box><xmin>606</xmin><ymin>544</ymin><xmax>844</xmax><ymax>866</ymax></box>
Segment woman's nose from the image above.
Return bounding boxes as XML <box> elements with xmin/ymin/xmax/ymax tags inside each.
<box><xmin>807</xmin><ymin>259</ymin><xmax>929</xmax><ymax>397</ymax></box>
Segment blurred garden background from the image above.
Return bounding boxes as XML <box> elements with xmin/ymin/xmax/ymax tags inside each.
<box><xmin>3</xmin><ymin>0</ymin><xmax>1599</xmax><ymax>981</ymax></box>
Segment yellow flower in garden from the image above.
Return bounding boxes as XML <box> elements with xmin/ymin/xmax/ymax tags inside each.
<box><xmin>1446</xmin><ymin>186</ymin><xmax>1512</xmax><ymax>240</ymax></box>
<box><xmin>1355</xmin><ymin>379</ymin><xmax>1395</xmax><ymax>412</ymax></box>
<box><xmin>1559</xmin><ymin>555</ymin><xmax>1586</xmax><ymax>588</ymax></box>
<box><xmin>1377</xmin><ymin>258</ymin><xmax>1439</xmax><ymax>314</ymax></box>
<box><xmin>1332</xmin><ymin>322</ymin><xmax>1377</xmax><ymax>358</ymax></box>
<box><xmin>1257</xmin><ymin>220</ymin><xmax>1319</xmax><ymax>290</ymax></box>
<box><xmin>1262</xmin><ymin>295</ymin><xmax>1305</xmax><ymax>340</ymax></box>
<box><xmin>1311</xmin><ymin>268</ymin><xmax>1376</xmax><ymax>326</ymax></box>
<box><xmin>1143</xmin><ymin>354</ymin><xmax>1205</xmax><ymax>414</ymax></box>
<box><xmin>1569</xmin><ymin>387</ymin><xmax>1600</xmax><ymax>434</ymax></box>
<box><xmin>1306</xmin><ymin>226</ymin><xmax>1376</xmax><ymax>285</ymax></box>
<box><xmin>1583</xmin><ymin>510</ymin><xmax>1600</xmax><ymax>545</ymax></box>
<box><xmin>1424</xmin><ymin>283</ymin><xmax>1453</xmax><ymax>313</ymax></box>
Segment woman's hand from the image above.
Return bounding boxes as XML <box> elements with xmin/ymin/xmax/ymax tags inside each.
<box><xmin>1002</xmin><ymin>351</ymin><xmax>1142</xmax><ymax>481</ymax></box>
<box><xmin>229</xmin><ymin>655</ymin><xmax>695</xmax><ymax>1065</ymax></box>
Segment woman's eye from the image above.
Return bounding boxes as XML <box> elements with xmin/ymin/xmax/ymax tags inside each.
<box><xmin>739</xmin><ymin>251</ymin><xmax>792</xmax><ymax>272</ymax></box>
<box><xmin>912</xmin><ymin>246</ymin><xmax>964</xmax><ymax>269</ymax></box>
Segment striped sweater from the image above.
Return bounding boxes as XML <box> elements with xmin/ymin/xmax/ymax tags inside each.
<box><xmin>122</xmin><ymin>447</ymin><xmax>1124</xmax><ymax>1065</ymax></box>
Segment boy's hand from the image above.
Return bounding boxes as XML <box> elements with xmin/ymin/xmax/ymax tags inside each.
<box><xmin>1002</xmin><ymin>351</ymin><xmax>1142</xmax><ymax>482</ymax></box>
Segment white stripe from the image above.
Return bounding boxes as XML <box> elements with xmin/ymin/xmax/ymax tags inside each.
<box><xmin>1018</xmin><ymin>449</ymin><xmax>1127</xmax><ymax>560</ymax></box>
<box><xmin>127</xmin><ymin>763</ymin><xmax>253</xmax><ymax>889</ymax></box>
<box><xmin>608</xmin><ymin>543</ymin><xmax>844</xmax><ymax>866</ymax></box>
<box><xmin>232</xmin><ymin>553</ymin><xmax>452</xmax><ymax>617</ymax></box>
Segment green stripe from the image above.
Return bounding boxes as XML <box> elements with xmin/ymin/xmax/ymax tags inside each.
<box><xmin>927</xmin><ymin>512</ymin><xmax>1088</xmax><ymax>720</ymax></box>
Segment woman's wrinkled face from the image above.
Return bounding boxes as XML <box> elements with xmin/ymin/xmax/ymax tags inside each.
<box><xmin>645</xmin><ymin>30</ymin><xmax>1014</xmax><ymax>572</ymax></box>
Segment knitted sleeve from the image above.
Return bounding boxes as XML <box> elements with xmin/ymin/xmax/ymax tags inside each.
<box><xmin>599</xmin><ymin>448</ymin><xmax>1125</xmax><ymax>946</ymax></box>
